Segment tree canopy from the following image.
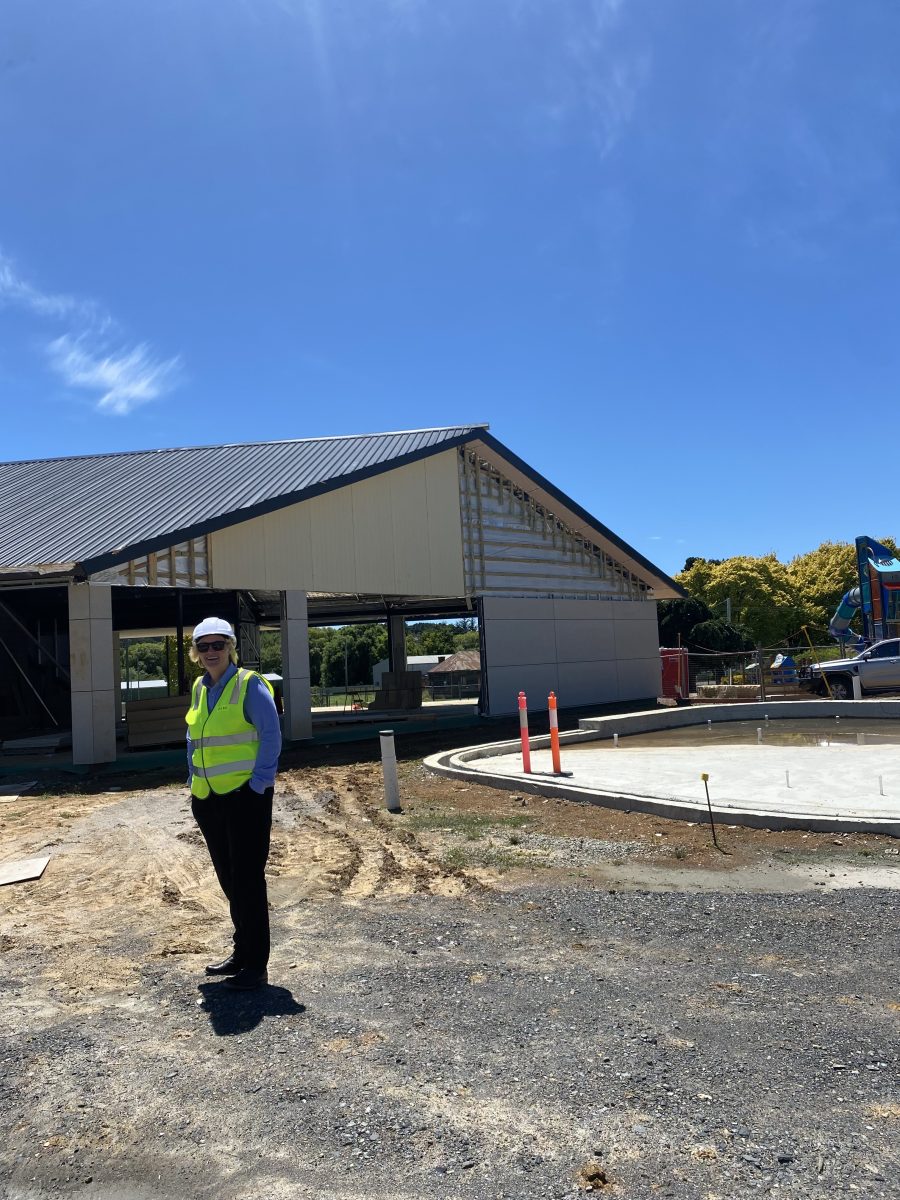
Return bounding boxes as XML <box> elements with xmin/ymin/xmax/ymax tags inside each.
<box><xmin>671</xmin><ymin>537</ymin><xmax>899</xmax><ymax>646</ymax></box>
<box><xmin>657</xmin><ymin>596</ymin><xmax>751</xmax><ymax>653</ymax></box>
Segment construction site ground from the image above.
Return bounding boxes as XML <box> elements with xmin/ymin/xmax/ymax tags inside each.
<box><xmin>1</xmin><ymin>727</ymin><xmax>898</xmax><ymax>1200</ymax></box>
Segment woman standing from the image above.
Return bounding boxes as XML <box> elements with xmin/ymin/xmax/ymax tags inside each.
<box><xmin>185</xmin><ymin>616</ymin><xmax>282</xmax><ymax>990</ymax></box>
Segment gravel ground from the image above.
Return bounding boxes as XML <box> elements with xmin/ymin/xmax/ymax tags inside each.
<box><xmin>0</xmin><ymin>751</ymin><xmax>898</xmax><ymax>1200</ymax></box>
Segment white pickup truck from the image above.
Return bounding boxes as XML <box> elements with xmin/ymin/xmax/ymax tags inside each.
<box><xmin>801</xmin><ymin>638</ymin><xmax>900</xmax><ymax>700</ymax></box>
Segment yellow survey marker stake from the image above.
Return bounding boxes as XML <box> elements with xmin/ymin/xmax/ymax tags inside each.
<box><xmin>801</xmin><ymin>624</ymin><xmax>833</xmax><ymax>699</ymax></box>
<box><xmin>700</xmin><ymin>772</ymin><xmax>728</xmax><ymax>854</ymax></box>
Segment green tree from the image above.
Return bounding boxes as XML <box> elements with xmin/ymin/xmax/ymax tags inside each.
<box><xmin>321</xmin><ymin>625</ymin><xmax>388</xmax><ymax>687</ymax></box>
<box><xmin>657</xmin><ymin>597</ymin><xmax>750</xmax><ymax>653</ymax></box>
<box><xmin>164</xmin><ymin>636</ymin><xmax>203</xmax><ymax>695</ymax></box>
<box><xmin>452</xmin><ymin>630</ymin><xmax>480</xmax><ymax>651</ymax></box>
<box><xmin>122</xmin><ymin>639</ymin><xmax>167</xmax><ymax>679</ymax></box>
<box><xmin>259</xmin><ymin>630</ymin><xmax>282</xmax><ymax>674</ymax></box>
<box><xmin>787</xmin><ymin>541</ymin><xmax>857</xmax><ymax>635</ymax></box>
<box><xmin>677</xmin><ymin>554</ymin><xmax>804</xmax><ymax>645</ymax></box>
<box><xmin>308</xmin><ymin>628</ymin><xmax>330</xmax><ymax>687</ymax></box>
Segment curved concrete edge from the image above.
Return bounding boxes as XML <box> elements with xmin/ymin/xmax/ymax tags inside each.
<box><xmin>423</xmin><ymin>700</ymin><xmax>900</xmax><ymax>837</ymax></box>
<box><xmin>424</xmin><ymin>748</ymin><xmax>900</xmax><ymax>837</ymax></box>
<box><xmin>577</xmin><ymin>698</ymin><xmax>900</xmax><ymax>738</ymax></box>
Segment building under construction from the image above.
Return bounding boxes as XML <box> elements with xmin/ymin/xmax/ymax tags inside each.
<box><xmin>0</xmin><ymin>424</ymin><xmax>681</xmax><ymax>764</ymax></box>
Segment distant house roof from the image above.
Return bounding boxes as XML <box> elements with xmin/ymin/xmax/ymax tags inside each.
<box><xmin>0</xmin><ymin>425</ymin><xmax>486</xmax><ymax>576</ymax></box>
<box><xmin>427</xmin><ymin>650</ymin><xmax>481</xmax><ymax>674</ymax></box>
<box><xmin>373</xmin><ymin>655</ymin><xmax>446</xmax><ymax>671</ymax></box>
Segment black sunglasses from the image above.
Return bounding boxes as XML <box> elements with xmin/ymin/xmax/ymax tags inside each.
<box><xmin>195</xmin><ymin>640</ymin><xmax>228</xmax><ymax>652</ymax></box>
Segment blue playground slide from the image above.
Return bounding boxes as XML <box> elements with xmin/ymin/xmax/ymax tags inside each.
<box><xmin>828</xmin><ymin>587</ymin><xmax>862</xmax><ymax>643</ymax></box>
<box><xmin>828</xmin><ymin>536</ymin><xmax>900</xmax><ymax>647</ymax></box>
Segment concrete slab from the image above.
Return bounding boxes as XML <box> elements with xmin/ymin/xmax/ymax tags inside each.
<box><xmin>0</xmin><ymin>854</ymin><xmax>50</xmax><ymax>886</ymax></box>
<box><xmin>425</xmin><ymin>703</ymin><xmax>900</xmax><ymax>836</ymax></box>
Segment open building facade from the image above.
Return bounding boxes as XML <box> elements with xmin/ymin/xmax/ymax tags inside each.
<box><xmin>0</xmin><ymin>425</ymin><xmax>681</xmax><ymax>764</ymax></box>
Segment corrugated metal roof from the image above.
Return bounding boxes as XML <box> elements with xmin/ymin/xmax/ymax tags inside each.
<box><xmin>0</xmin><ymin>425</ymin><xmax>486</xmax><ymax>573</ymax></box>
<box><xmin>427</xmin><ymin>650</ymin><xmax>481</xmax><ymax>673</ymax></box>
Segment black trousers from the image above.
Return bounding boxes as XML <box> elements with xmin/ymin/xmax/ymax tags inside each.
<box><xmin>191</xmin><ymin>783</ymin><xmax>273</xmax><ymax>970</ymax></box>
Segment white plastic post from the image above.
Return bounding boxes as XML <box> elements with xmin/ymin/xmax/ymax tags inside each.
<box><xmin>613</xmin><ymin>733</ymin><xmax>619</xmax><ymax>748</ymax></box>
<box><xmin>380</xmin><ymin>730</ymin><xmax>401</xmax><ymax>813</ymax></box>
<box><xmin>785</xmin><ymin>770</ymin><xmax>791</xmax><ymax>788</ymax></box>
<box><xmin>879</xmin><ymin>775</ymin><xmax>885</xmax><ymax>797</ymax></box>
<box><xmin>852</xmin><ymin>675</ymin><xmax>862</xmax><ymax>700</ymax></box>
<box><xmin>757</xmin><ymin>727</ymin><xmax>762</xmax><ymax>744</ymax></box>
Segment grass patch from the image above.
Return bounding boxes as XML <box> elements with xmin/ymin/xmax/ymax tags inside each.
<box><xmin>407</xmin><ymin>810</ymin><xmax>534</xmax><ymax>839</ymax></box>
<box><xmin>441</xmin><ymin>843</ymin><xmax>547</xmax><ymax>872</ymax></box>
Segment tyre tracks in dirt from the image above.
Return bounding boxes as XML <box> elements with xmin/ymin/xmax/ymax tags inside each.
<box><xmin>0</xmin><ymin>765</ymin><xmax>488</xmax><ymax>1025</ymax></box>
<box><xmin>272</xmin><ymin>765</ymin><xmax>490</xmax><ymax>901</ymax></box>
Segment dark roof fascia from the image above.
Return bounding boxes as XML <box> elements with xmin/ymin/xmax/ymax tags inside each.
<box><xmin>473</xmin><ymin>431</ymin><xmax>687</xmax><ymax>597</ymax></box>
<box><xmin>80</xmin><ymin>431</ymin><xmax>477</xmax><ymax>577</ymax></box>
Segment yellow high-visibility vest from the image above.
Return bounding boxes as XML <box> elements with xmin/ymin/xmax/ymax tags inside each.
<box><xmin>185</xmin><ymin>668</ymin><xmax>273</xmax><ymax>798</ymax></box>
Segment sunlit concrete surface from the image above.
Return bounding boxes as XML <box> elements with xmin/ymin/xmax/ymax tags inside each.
<box><xmin>425</xmin><ymin>703</ymin><xmax>900</xmax><ymax>835</ymax></box>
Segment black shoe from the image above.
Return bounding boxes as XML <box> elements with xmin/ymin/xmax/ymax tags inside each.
<box><xmin>223</xmin><ymin>968</ymin><xmax>268</xmax><ymax>991</ymax></box>
<box><xmin>205</xmin><ymin>954</ymin><xmax>242</xmax><ymax>976</ymax></box>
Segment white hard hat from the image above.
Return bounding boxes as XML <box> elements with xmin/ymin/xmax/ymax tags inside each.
<box><xmin>192</xmin><ymin>616</ymin><xmax>236</xmax><ymax>642</ymax></box>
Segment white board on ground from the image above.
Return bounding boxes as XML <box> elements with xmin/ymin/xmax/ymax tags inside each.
<box><xmin>0</xmin><ymin>855</ymin><xmax>50</xmax><ymax>886</ymax></box>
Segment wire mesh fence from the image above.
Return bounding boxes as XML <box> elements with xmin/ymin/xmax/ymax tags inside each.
<box><xmin>684</xmin><ymin>644</ymin><xmax>844</xmax><ymax>702</ymax></box>
<box><xmin>310</xmin><ymin>681</ymin><xmax>480</xmax><ymax>710</ymax></box>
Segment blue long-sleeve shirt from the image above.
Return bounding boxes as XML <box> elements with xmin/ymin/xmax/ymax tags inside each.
<box><xmin>187</xmin><ymin>664</ymin><xmax>282</xmax><ymax>794</ymax></box>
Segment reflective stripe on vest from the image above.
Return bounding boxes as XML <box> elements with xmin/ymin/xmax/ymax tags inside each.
<box><xmin>186</xmin><ymin>667</ymin><xmax>264</xmax><ymax>798</ymax></box>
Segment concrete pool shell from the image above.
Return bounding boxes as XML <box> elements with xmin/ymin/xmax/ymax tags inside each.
<box><xmin>424</xmin><ymin>700</ymin><xmax>900</xmax><ymax>837</ymax></box>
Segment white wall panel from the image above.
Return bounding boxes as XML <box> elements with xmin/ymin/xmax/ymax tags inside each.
<box><xmin>482</xmin><ymin>596</ymin><xmax>660</xmax><ymax>715</ymax></box>
<box><xmin>614</xmin><ymin>619</ymin><xmax>660</xmax><ymax>660</ymax></box>
<box><xmin>263</xmin><ymin>501</ymin><xmax>313</xmax><ymax>590</ymax></box>
<box><xmin>482</xmin><ymin>619</ymin><xmax>558</xmax><ymax>668</ymax></box>
<box><xmin>308</xmin><ymin>486</ymin><xmax>356</xmax><ymax>592</ymax></box>
<box><xmin>210</xmin><ymin>518</ymin><xmax>267</xmax><ymax>588</ymax></box>
<box><xmin>557</xmin><ymin>660</ymin><xmax>620</xmax><ymax>706</ymax></box>
<box><xmin>68</xmin><ymin>583</ymin><xmax>117</xmax><ymax>764</ymax></box>
<box><xmin>486</xmin><ymin>664</ymin><xmax>560</xmax><ymax>716</ymax></box>
<box><xmin>553</xmin><ymin>598</ymin><xmax>616</xmax><ymax>622</ymax></box>
<box><xmin>555</xmin><ymin>619</ymin><xmax>615</xmax><ymax>664</ymax></box>
<box><xmin>481</xmin><ymin>597</ymin><xmax>556</xmax><ymax>621</ymax></box>
<box><xmin>390</xmin><ymin>462</ymin><xmax>430</xmax><ymax>594</ymax></box>
<box><xmin>351</xmin><ymin>473</ymin><xmax>396</xmax><ymax>592</ymax></box>
<box><xmin>210</xmin><ymin>450</ymin><xmax>465</xmax><ymax>596</ymax></box>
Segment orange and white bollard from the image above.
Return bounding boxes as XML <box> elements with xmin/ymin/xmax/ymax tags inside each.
<box><xmin>518</xmin><ymin>691</ymin><xmax>532</xmax><ymax>773</ymax></box>
<box><xmin>548</xmin><ymin>691</ymin><xmax>562</xmax><ymax>774</ymax></box>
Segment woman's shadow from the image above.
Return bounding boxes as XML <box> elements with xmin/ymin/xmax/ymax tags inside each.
<box><xmin>198</xmin><ymin>980</ymin><xmax>305</xmax><ymax>1036</ymax></box>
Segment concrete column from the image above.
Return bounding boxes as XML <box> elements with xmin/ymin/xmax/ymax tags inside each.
<box><xmin>388</xmin><ymin>614</ymin><xmax>407</xmax><ymax>673</ymax></box>
<box><xmin>281</xmin><ymin>590</ymin><xmax>312</xmax><ymax>741</ymax></box>
<box><xmin>68</xmin><ymin>583</ymin><xmax>117</xmax><ymax>765</ymax></box>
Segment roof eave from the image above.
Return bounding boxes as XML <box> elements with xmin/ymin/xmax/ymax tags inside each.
<box><xmin>0</xmin><ymin>562</ymin><xmax>81</xmax><ymax>585</ymax></box>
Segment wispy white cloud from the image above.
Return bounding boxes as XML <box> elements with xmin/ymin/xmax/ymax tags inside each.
<box><xmin>0</xmin><ymin>248</ymin><xmax>181</xmax><ymax>416</ymax></box>
<box><xmin>0</xmin><ymin>253</ymin><xmax>98</xmax><ymax>322</ymax></box>
<box><xmin>530</xmin><ymin>0</ymin><xmax>649</xmax><ymax>160</ymax></box>
<box><xmin>46</xmin><ymin>334</ymin><xmax>182</xmax><ymax>416</ymax></box>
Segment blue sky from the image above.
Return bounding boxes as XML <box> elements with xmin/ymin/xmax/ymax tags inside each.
<box><xmin>1</xmin><ymin>0</ymin><xmax>898</xmax><ymax>578</ymax></box>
